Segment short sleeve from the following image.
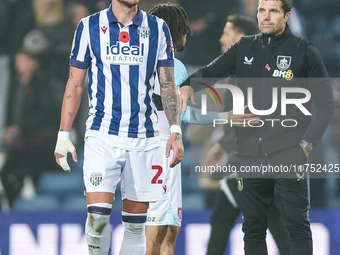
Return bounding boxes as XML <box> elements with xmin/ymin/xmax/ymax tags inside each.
<box><xmin>69</xmin><ymin>19</ymin><xmax>91</xmax><ymax>69</ymax></box>
<box><xmin>157</xmin><ymin>20</ymin><xmax>174</xmax><ymax>68</ymax></box>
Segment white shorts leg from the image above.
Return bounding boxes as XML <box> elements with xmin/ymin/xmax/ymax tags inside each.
<box><xmin>146</xmin><ymin>139</ymin><xmax>182</xmax><ymax>226</ymax></box>
<box><xmin>83</xmin><ymin>136</ymin><xmax>124</xmax><ymax>194</ymax></box>
<box><xmin>83</xmin><ymin>135</ymin><xmax>166</xmax><ymax>202</ymax></box>
<box><xmin>121</xmin><ymin>147</ymin><xmax>166</xmax><ymax>202</ymax></box>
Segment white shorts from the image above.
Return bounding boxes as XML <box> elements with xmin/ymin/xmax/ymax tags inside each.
<box><xmin>146</xmin><ymin>135</ymin><xmax>182</xmax><ymax>227</ymax></box>
<box><xmin>83</xmin><ymin>134</ymin><xmax>166</xmax><ymax>202</ymax></box>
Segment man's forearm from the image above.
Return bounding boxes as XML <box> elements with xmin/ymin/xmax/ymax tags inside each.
<box><xmin>60</xmin><ymin>84</ymin><xmax>84</xmax><ymax>131</ymax></box>
<box><xmin>158</xmin><ymin>66</ymin><xmax>181</xmax><ymax>126</ymax></box>
<box><xmin>59</xmin><ymin>67</ymin><xmax>86</xmax><ymax>131</ymax></box>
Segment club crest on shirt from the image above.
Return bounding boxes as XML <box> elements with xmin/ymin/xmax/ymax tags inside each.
<box><xmin>276</xmin><ymin>55</ymin><xmax>292</xmax><ymax>71</ymax></box>
<box><xmin>90</xmin><ymin>172</ymin><xmax>103</xmax><ymax>186</ymax></box>
<box><xmin>138</xmin><ymin>26</ymin><xmax>150</xmax><ymax>38</ymax></box>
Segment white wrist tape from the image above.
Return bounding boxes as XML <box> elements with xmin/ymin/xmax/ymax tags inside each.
<box><xmin>55</xmin><ymin>131</ymin><xmax>75</xmax><ymax>171</ymax></box>
<box><xmin>170</xmin><ymin>125</ymin><xmax>182</xmax><ymax>135</ymax></box>
<box><xmin>57</xmin><ymin>131</ymin><xmax>70</xmax><ymax>140</ymax></box>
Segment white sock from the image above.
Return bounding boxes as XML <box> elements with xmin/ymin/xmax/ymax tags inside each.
<box><xmin>86</xmin><ymin>203</ymin><xmax>112</xmax><ymax>255</ymax></box>
<box><xmin>119</xmin><ymin>211</ymin><xmax>147</xmax><ymax>255</ymax></box>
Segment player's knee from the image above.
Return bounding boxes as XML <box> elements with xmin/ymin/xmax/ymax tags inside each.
<box><xmin>122</xmin><ymin>212</ymin><xmax>148</xmax><ymax>235</ymax></box>
<box><xmin>155</xmin><ymin>226</ymin><xmax>167</xmax><ymax>243</ymax></box>
<box><xmin>86</xmin><ymin>203</ymin><xmax>112</xmax><ymax>234</ymax></box>
<box><xmin>146</xmin><ymin>226</ymin><xmax>167</xmax><ymax>248</ymax></box>
<box><xmin>87</xmin><ymin>213</ymin><xmax>110</xmax><ymax>234</ymax></box>
<box><xmin>164</xmin><ymin>226</ymin><xmax>180</xmax><ymax>244</ymax></box>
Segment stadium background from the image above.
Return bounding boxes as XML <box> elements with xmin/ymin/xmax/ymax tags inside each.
<box><xmin>0</xmin><ymin>0</ymin><xmax>340</xmax><ymax>254</ymax></box>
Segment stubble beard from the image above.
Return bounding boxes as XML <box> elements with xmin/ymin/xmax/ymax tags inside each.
<box><xmin>117</xmin><ymin>0</ymin><xmax>139</xmax><ymax>8</ymax></box>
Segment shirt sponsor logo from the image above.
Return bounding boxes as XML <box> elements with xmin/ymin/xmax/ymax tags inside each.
<box><xmin>105</xmin><ymin>41</ymin><xmax>144</xmax><ymax>65</ymax></box>
<box><xmin>273</xmin><ymin>69</ymin><xmax>294</xmax><ymax>80</ymax></box>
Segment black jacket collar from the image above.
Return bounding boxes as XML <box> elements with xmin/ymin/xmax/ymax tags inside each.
<box><xmin>260</xmin><ymin>24</ymin><xmax>292</xmax><ymax>45</ymax></box>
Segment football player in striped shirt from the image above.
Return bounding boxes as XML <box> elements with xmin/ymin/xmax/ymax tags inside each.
<box><xmin>54</xmin><ymin>0</ymin><xmax>183</xmax><ymax>254</ymax></box>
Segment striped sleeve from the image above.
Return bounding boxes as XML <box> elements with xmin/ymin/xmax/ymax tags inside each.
<box><xmin>69</xmin><ymin>19</ymin><xmax>91</xmax><ymax>69</ymax></box>
<box><xmin>157</xmin><ymin>20</ymin><xmax>174</xmax><ymax>67</ymax></box>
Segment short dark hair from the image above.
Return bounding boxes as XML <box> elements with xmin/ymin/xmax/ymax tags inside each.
<box><xmin>280</xmin><ymin>0</ymin><xmax>293</xmax><ymax>14</ymax></box>
<box><xmin>258</xmin><ymin>0</ymin><xmax>293</xmax><ymax>15</ymax></box>
<box><xmin>149</xmin><ymin>2</ymin><xmax>192</xmax><ymax>52</ymax></box>
<box><xmin>227</xmin><ymin>14</ymin><xmax>259</xmax><ymax>35</ymax></box>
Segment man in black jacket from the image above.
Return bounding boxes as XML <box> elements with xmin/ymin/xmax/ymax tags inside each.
<box><xmin>179</xmin><ymin>0</ymin><xmax>335</xmax><ymax>254</ymax></box>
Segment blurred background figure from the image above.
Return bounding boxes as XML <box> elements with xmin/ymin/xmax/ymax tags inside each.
<box><xmin>0</xmin><ymin>36</ymin><xmax>60</xmax><ymax>208</ymax></box>
<box><xmin>31</xmin><ymin>0</ymin><xmax>74</xmax><ymax>83</ymax></box>
<box><xmin>178</xmin><ymin>0</ymin><xmax>239</xmax><ymax>75</ymax></box>
<box><xmin>0</xmin><ymin>0</ymin><xmax>35</xmax><ymax>149</ymax></box>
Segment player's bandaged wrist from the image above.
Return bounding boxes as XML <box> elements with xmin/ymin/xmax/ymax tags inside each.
<box><xmin>218</xmin><ymin>112</ymin><xmax>229</xmax><ymax>121</ymax></box>
<box><xmin>57</xmin><ymin>131</ymin><xmax>70</xmax><ymax>140</ymax></box>
<box><xmin>55</xmin><ymin>131</ymin><xmax>75</xmax><ymax>156</ymax></box>
<box><xmin>170</xmin><ymin>125</ymin><xmax>182</xmax><ymax>135</ymax></box>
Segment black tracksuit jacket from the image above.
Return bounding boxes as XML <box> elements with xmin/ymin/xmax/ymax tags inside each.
<box><xmin>181</xmin><ymin>25</ymin><xmax>335</xmax><ymax>156</ymax></box>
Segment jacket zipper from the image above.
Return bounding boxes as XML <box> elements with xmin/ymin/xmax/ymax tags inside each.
<box><xmin>259</xmin><ymin>36</ymin><xmax>272</xmax><ymax>150</ymax></box>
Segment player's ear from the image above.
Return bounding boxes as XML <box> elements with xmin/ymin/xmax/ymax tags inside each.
<box><xmin>284</xmin><ymin>11</ymin><xmax>291</xmax><ymax>23</ymax></box>
<box><xmin>236</xmin><ymin>33</ymin><xmax>245</xmax><ymax>42</ymax></box>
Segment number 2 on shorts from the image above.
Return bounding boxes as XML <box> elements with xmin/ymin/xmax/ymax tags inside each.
<box><xmin>151</xmin><ymin>165</ymin><xmax>163</xmax><ymax>184</ymax></box>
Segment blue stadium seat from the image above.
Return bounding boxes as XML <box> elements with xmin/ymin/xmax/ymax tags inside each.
<box><xmin>61</xmin><ymin>194</ymin><xmax>87</xmax><ymax>211</ymax></box>
<box><xmin>182</xmin><ymin>193</ymin><xmax>204</xmax><ymax>210</ymax></box>
<box><xmin>12</xmin><ymin>194</ymin><xmax>59</xmax><ymax>211</ymax></box>
<box><xmin>37</xmin><ymin>171</ymin><xmax>84</xmax><ymax>196</ymax></box>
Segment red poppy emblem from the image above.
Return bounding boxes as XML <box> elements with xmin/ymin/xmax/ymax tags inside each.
<box><xmin>119</xmin><ymin>31</ymin><xmax>130</xmax><ymax>43</ymax></box>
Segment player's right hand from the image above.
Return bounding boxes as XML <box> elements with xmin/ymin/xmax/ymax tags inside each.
<box><xmin>166</xmin><ymin>132</ymin><xmax>184</xmax><ymax>168</ymax></box>
<box><xmin>54</xmin><ymin>131</ymin><xmax>77</xmax><ymax>172</ymax></box>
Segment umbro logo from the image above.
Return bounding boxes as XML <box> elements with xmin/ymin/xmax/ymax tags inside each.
<box><xmin>243</xmin><ymin>56</ymin><xmax>253</xmax><ymax>65</ymax></box>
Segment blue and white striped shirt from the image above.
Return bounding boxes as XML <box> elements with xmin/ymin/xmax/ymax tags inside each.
<box><xmin>69</xmin><ymin>5</ymin><xmax>174</xmax><ymax>150</ymax></box>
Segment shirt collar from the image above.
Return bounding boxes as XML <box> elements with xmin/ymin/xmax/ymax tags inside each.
<box><xmin>260</xmin><ymin>24</ymin><xmax>292</xmax><ymax>45</ymax></box>
<box><xmin>107</xmin><ymin>4</ymin><xmax>143</xmax><ymax>26</ymax></box>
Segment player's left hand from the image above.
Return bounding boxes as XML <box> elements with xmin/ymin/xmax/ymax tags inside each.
<box><xmin>54</xmin><ymin>131</ymin><xmax>77</xmax><ymax>172</ymax></box>
<box><xmin>166</xmin><ymin>133</ymin><xmax>184</xmax><ymax>168</ymax></box>
<box><xmin>179</xmin><ymin>85</ymin><xmax>197</xmax><ymax>114</ymax></box>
